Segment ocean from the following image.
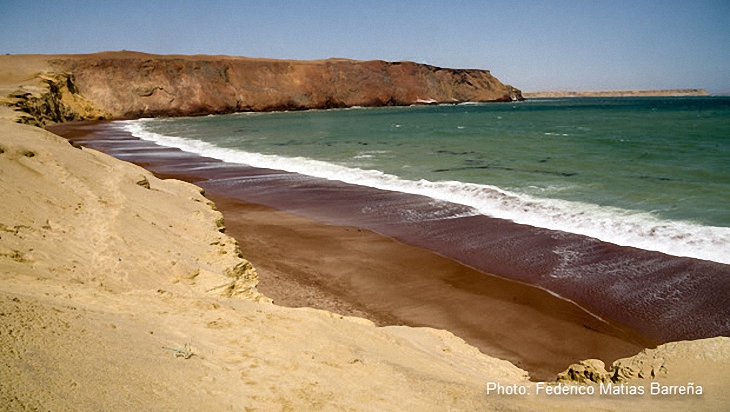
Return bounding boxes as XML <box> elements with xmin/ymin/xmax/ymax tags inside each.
<box><xmin>55</xmin><ymin>96</ymin><xmax>730</xmax><ymax>358</ymax></box>
<box><xmin>124</xmin><ymin>97</ymin><xmax>730</xmax><ymax>265</ymax></box>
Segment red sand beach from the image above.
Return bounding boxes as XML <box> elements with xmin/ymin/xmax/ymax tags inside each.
<box><xmin>47</xmin><ymin>121</ymin><xmax>666</xmax><ymax>381</ymax></box>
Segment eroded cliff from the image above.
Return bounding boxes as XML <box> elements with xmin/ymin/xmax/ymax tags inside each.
<box><xmin>2</xmin><ymin>51</ymin><xmax>522</xmax><ymax>123</ymax></box>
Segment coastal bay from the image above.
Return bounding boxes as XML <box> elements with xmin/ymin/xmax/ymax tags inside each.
<box><xmin>50</xmin><ymin>116</ymin><xmax>730</xmax><ymax>383</ymax></box>
<box><xmin>49</xmin><ymin>120</ymin><xmax>652</xmax><ymax>381</ymax></box>
<box><xmin>3</xmin><ymin>52</ymin><xmax>730</xmax><ymax>410</ymax></box>
<box><xmin>50</xmin><ymin>98</ymin><xmax>730</xmax><ymax>351</ymax></box>
<box><xmin>2</xmin><ymin>117</ymin><xmax>727</xmax><ymax>411</ymax></box>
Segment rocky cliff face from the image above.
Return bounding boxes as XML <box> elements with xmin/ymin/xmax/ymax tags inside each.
<box><xmin>36</xmin><ymin>52</ymin><xmax>520</xmax><ymax>119</ymax></box>
<box><xmin>3</xmin><ymin>52</ymin><xmax>522</xmax><ymax>123</ymax></box>
<box><xmin>7</xmin><ymin>72</ymin><xmax>111</xmax><ymax>126</ymax></box>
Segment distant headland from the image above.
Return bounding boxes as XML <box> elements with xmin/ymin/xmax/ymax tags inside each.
<box><xmin>523</xmin><ymin>89</ymin><xmax>709</xmax><ymax>98</ymax></box>
<box><xmin>0</xmin><ymin>51</ymin><xmax>522</xmax><ymax>126</ymax></box>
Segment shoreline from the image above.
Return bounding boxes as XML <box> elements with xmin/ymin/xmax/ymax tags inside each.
<box><xmin>3</xmin><ymin>119</ymin><xmax>541</xmax><ymax>411</ymax></box>
<box><xmin>48</xmin><ymin>120</ymin><xmax>730</xmax><ymax>344</ymax></box>
<box><xmin>48</xmin><ymin>120</ymin><xmax>658</xmax><ymax>381</ymax></box>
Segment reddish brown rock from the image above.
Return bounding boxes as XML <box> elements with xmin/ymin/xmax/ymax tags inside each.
<box><xmin>44</xmin><ymin>51</ymin><xmax>521</xmax><ymax>119</ymax></box>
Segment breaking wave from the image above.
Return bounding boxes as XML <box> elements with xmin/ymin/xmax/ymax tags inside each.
<box><xmin>123</xmin><ymin>119</ymin><xmax>730</xmax><ymax>265</ymax></box>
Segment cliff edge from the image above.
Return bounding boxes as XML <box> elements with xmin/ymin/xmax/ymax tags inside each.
<box><xmin>1</xmin><ymin>51</ymin><xmax>523</xmax><ymax>124</ymax></box>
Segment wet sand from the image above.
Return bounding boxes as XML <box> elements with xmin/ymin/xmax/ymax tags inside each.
<box><xmin>205</xmin><ymin>195</ymin><xmax>650</xmax><ymax>380</ymax></box>
<box><xmin>48</xmin><ymin>120</ymin><xmax>730</xmax><ymax>381</ymax></box>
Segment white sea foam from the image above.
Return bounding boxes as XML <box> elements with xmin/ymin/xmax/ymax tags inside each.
<box><xmin>122</xmin><ymin>120</ymin><xmax>730</xmax><ymax>265</ymax></box>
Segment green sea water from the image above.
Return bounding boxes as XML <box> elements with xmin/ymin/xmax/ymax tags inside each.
<box><xmin>126</xmin><ymin>97</ymin><xmax>730</xmax><ymax>263</ymax></box>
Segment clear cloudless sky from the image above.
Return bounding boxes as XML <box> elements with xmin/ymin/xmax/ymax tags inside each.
<box><xmin>1</xmin><ymin>0</ymin><xmax>729</xmax><ymax>92</ymax></box>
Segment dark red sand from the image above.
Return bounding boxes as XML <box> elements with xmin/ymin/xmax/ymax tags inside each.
<box><xmin>48</xmin><ymin>121</ymin><xmax>730</xmax><ymax>381</ymax></box>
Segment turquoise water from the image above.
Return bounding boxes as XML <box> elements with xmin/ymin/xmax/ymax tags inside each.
<box><xmin>125</xmin><ymin>97</ymin><xmax>730</xmax><ymax>263</ymax></box>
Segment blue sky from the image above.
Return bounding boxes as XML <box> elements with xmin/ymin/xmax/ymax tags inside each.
<box><xmin>2</xmin><ymin>1</ymin><xmax>729</xmax><ymax>92</ymax></box>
